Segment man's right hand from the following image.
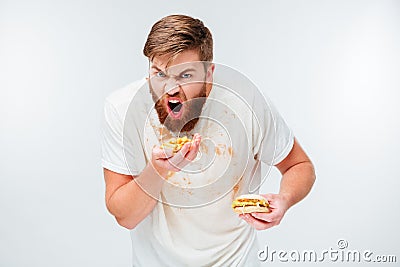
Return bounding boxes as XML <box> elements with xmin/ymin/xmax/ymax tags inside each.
<box><xmin>104</xmin><ymin>133</ymin><xmax>201</xmax><ymax>229</ymax></box>
<box><xmin>151</xmin><ymin>133</ymin><xmax>202</xmax><ymax>175</ymax></box>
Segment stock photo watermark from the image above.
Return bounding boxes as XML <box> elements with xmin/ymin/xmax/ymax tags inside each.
<box><xmin>258</xmin><ymin>239</ymin><xmax>397</xmax><ymax>263</ymax></box>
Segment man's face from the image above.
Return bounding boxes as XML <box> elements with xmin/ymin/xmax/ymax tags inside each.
<box><xmin>149</xmin><ymin>50</ymin><xmax>214</xmax><ymax>133</ymax></box>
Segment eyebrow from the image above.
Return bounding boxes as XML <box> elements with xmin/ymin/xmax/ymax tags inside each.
<box><xmin>150</xmin><ymin>66</ymin><xmax>197</xmax><ymax>74</ymax></box>
<box><xmin>150</xmin><ymin>65</ymin><xmax>162</xmax><ymax>71</ymax></box>
<box><xmin>179</xmin><ymin>68</ymin><xmax>196</xmax><ymax>73</ymax></box>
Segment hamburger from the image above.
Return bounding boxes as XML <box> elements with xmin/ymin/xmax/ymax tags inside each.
<box><xmin>160</xmin><ymin>136</ymin><xmax>192</xmax><ymax>153</ymax></box>
<box><xmin>232</xmin><ymin>194</ymin><xmax>270</xmax><ymax>214</ymax></box>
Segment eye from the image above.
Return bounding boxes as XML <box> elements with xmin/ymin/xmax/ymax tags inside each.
<box><xmin>156</xmin><ymin>71</ymin><xmax>166</xmax><ymax>78</ymax></box>
<box><xmin>181</xmin><ymin>73</ymin><xmax>192</xmax><ymax>79</ymax></box>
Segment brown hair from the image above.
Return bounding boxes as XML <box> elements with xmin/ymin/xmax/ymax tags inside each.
<box><xmin>143</xmin><ymin>14</ymin><xmax>213</xmax><ymax>62</ymax></box>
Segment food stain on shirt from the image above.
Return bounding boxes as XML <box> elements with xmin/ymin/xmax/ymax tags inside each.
<box><xmin>200</xmin><ymin>142</ymin><xmax>208</xmax><ymax>154</ymax></box>
<box><xmin>233</xmin><ymin>183</ymin><xmax>240</xmax><ymax>197</ymax></box>
<box><xmin>228</xmin><ymin>146</ymin><xmax>234</xmax><ymax>156</ymax></box>
<box><xmin>182</xmin><ymin>177</ymin><xmax>192</xmax><ymax>186</ymax></box>
<box><xmin>171</xmin><ymin>181</ymin><xmax>181</xmax><ymax>187</ymax></box>
<box><xmin>215</xmin><ymin>144</ymin><xmax>226</xmax><ymax>156</ymax></box>
<box><xmin>166</xmin><ymin>171</ymin><xmax>175</xmax><ymax>180</ymax></box>
<box><xmin>232</xmin><ymin>176</ymin><xmax>243</xmax><ymax>199</ymax></box>
<box><xmin>169</xmin><ymin>176</ymin><xmax>192</xmax><ymax>190</ymax></box>
<box><xmin>215</xmin><ymin>146</ymin><xmax>221</xmax><ymax>156</ymax></box>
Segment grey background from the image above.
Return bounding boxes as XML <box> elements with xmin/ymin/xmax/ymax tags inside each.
<box><xmin>1</xmin><ymin>0</ymin><xmax>399</xmax><ymax>266</ymax></box>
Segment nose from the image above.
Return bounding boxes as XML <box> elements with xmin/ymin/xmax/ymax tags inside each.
<box><xmin>165</xmin><ymin>77</ymin><xmax>181</xmax><ymax>96</ymax></box>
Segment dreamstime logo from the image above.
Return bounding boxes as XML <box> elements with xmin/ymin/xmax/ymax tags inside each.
<box><xmin>122</xmin><ymin>62</ymin><xmax>279</xmax><ymax>208</ymax></box>
<box><xmin>258</xmin><ymin>239</ymin><xmax>397</xmax><ymax>263</ymax></box>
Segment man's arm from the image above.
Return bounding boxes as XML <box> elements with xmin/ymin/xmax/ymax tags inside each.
<box><xmin>276</xmin><ymin>138</ymin><xmax>316</xmax><ymax>208</ymax></box>
<box><xmin>104</xmin><ymin>164</ymin><xmax>164</xmax><ymax>230</ymax></box>
<box><xmin>104</xmin><ymin>134</ymin><xmax>201</xmax><ymax>230</ymax></box>
<box><xmin>240</xmin><ymin>138</ymin><xmax>316</xmax><ymax>230</ymax></box>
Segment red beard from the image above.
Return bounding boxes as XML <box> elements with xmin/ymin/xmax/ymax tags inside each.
<box><xmin>150</xmin><ymin>84</ymin><xmax>207</xmax><ymax>133</ymax></box>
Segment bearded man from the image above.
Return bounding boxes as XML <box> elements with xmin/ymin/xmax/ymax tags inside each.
<box><xmin>101</xmin><ymin>14</ymin><xmax>315</xmax><ymax>266</ymax></box>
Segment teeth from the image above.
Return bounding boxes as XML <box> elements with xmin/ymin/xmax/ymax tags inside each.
<box><xmin>169</xmin><ymin>99</ymin><xmax>180</xmax><ymax>104</ymax></box>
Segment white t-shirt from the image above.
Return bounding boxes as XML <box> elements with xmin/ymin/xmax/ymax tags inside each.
<box><xmin>101</xmin><ymin>70</ymin><xmax>294</xmax><ymax>266</ymax></box>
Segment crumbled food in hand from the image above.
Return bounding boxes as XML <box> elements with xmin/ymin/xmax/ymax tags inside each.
<box><xmin>160</xmin><ymin>136</ymin><xmax>192</xmax><ymax>153</ymax></box>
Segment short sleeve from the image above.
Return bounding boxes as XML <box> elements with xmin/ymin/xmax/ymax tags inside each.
<box><xmin>252</xmin><ymin>97</ymin><xmax>294</xmax><ymax>166</ymax></box>
<box><xmin>101</xmin><ymin>100</ymin><xmax>135</xmax><ymax>175</ymax></box>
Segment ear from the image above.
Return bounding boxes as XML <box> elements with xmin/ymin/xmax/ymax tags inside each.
<box><xmin>206</xmin><ymin>63</ymin><xmax>215</xmax><ymax>81</ymax></box>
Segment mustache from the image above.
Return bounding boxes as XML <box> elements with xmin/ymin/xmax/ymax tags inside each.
<box><xmin>150</xmin><ymin>87</ymin><xmax>187</xmax><ymax>104</ymax></box>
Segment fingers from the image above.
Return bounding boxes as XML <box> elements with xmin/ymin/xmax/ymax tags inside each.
<box><xmin>153</xmin><ymin>145</ymin><xmax>174</xmax><ymax>160</ymax></box>
<box><xmin>239</xmin><ymin>193</ymin><xmax>289</xmax><ymax>230</ymax></box>
<box><xmin>260</xmin><ymin>193</ymin><xmax>281</xmax><ymax>209</ymax></box>
<box><xmin>184</xmin><ymin>134</ymin><xmax>201</xmax><ymax>161</ymax></box>
<box><xmin>239</xmin><ymin>214</ymin><xmax>278</xmax><ymax>231</ymax></box>
<box><xmin>261</xmin><ymin>193</ymin><xmax>275</xmax><ymax>203</ymax></box>
<box><xmin>153</xmin><ymin>134</ymin><xmax>202</xmax><ymax>173</ymax></box>
<box><xmin>165</xmin><ymin>134</ymin><xmax>202</xmax><ymax>169</ymax></box>
<box><xmin>251</xmin><ymin>212</ymin><xmax>276</xmax><ymax>222</ymax></box>
<box><xmin>168</xmin><ymin>142</ymin><xmax>191</xmax><ymax>167</ymax></box>
<box><xmin>175</xmin><ymin>134</ymin><xmax>201</xmax><ymax>167</ymax></box>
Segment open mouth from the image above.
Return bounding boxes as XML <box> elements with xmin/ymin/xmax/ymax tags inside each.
<box><xmin>166</xmin><ymin>98</ymin><xmax>184</xmax><ymax>118</ymax></box>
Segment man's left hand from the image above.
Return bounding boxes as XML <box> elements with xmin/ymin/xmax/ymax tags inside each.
<box><xmin>239</xmin><ymin>193</ymin><xmax>290</xmax><ymax>230</ymax></box>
